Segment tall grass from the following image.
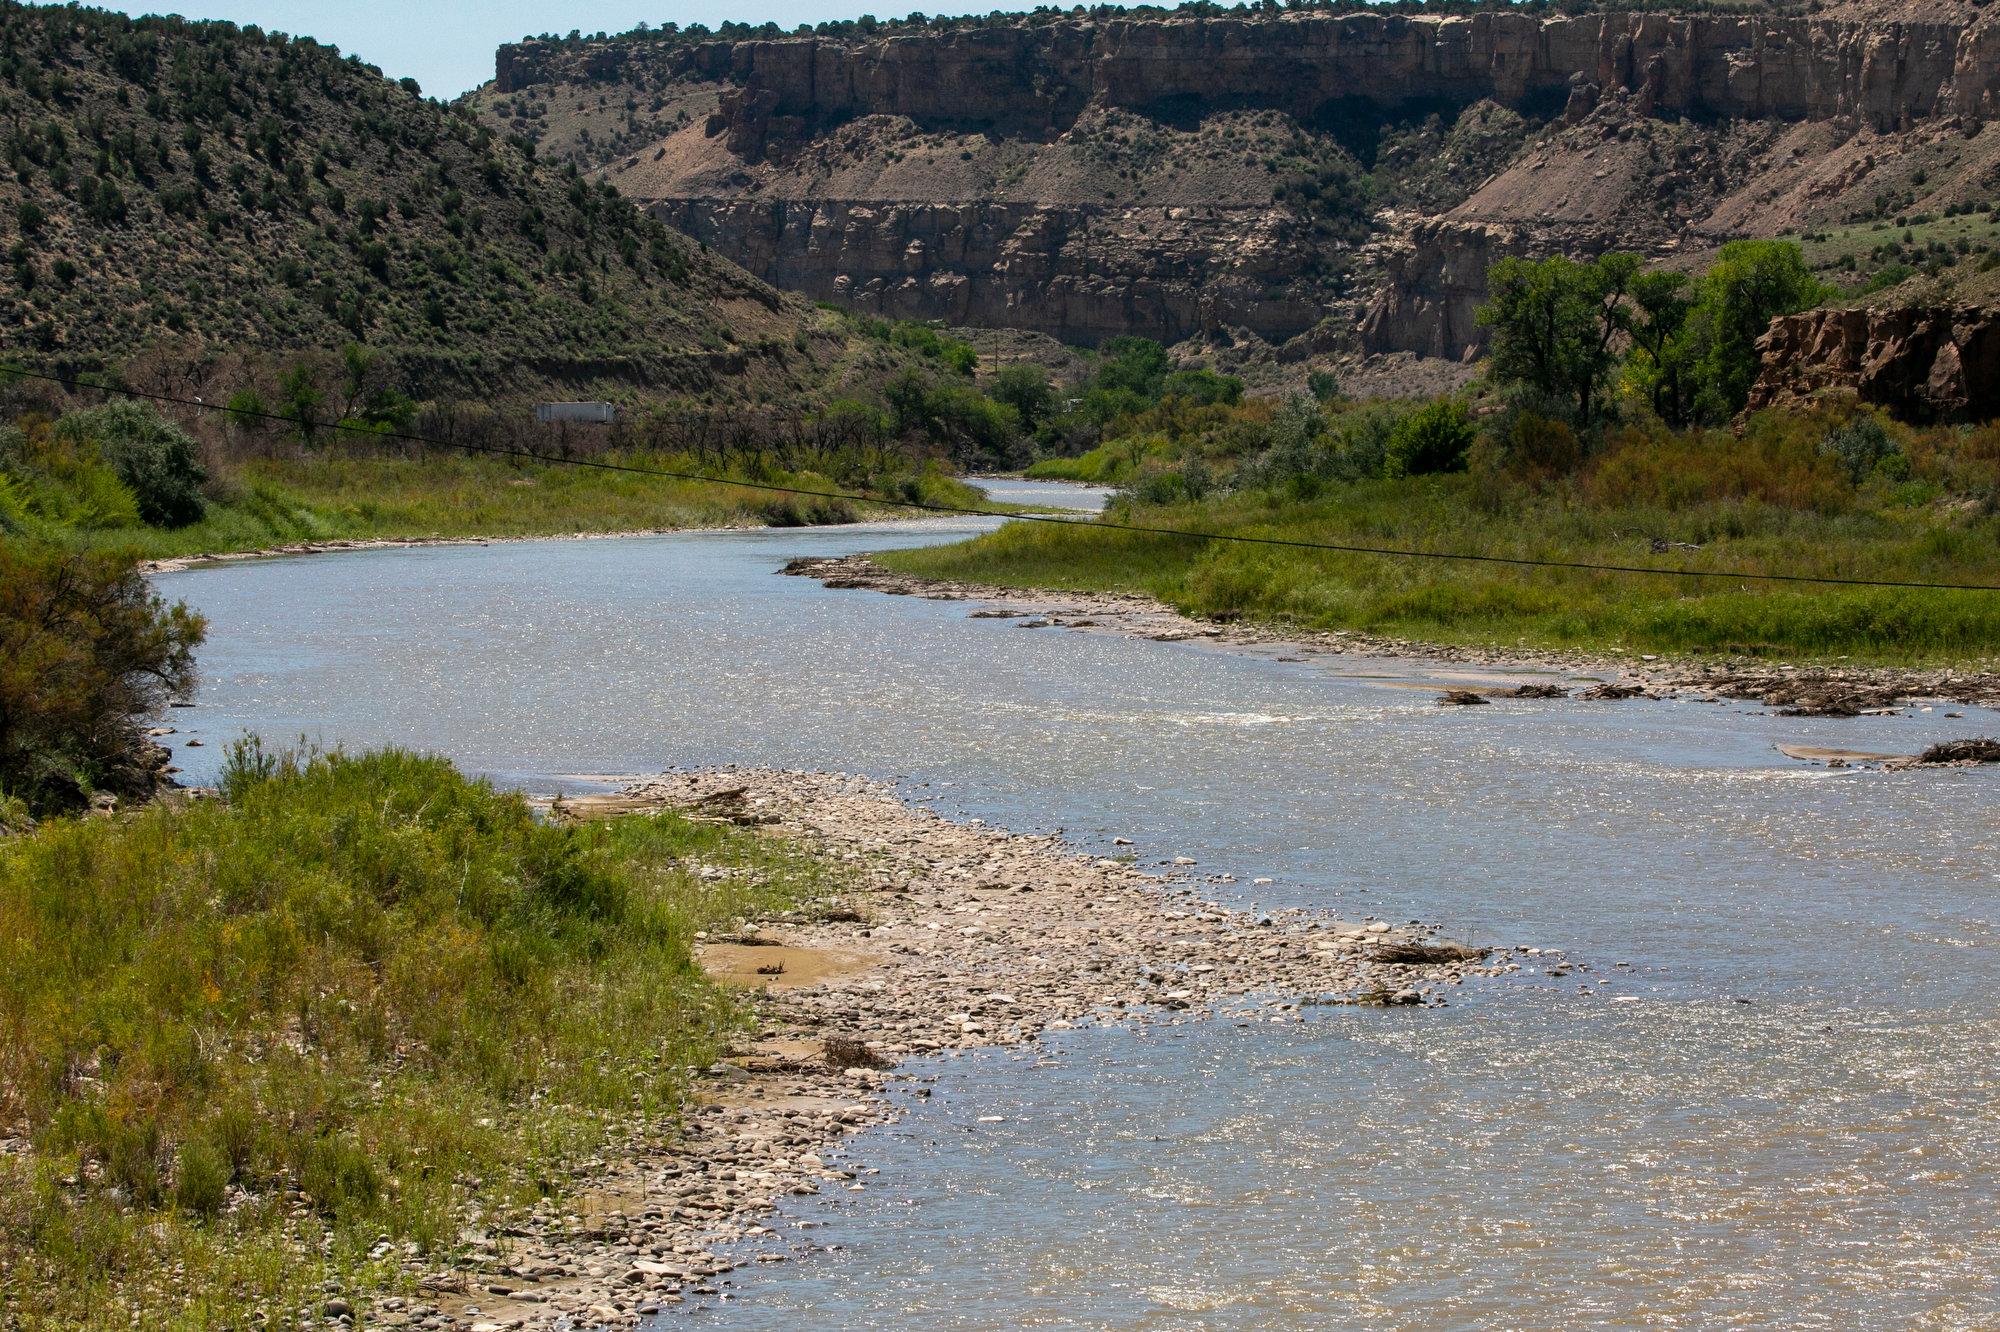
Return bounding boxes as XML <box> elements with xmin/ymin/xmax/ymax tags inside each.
<box><xmin>881</xmin><ymin>477</ymin><xmax>2000</xmax><ymax>665</ymax></box>
<box><xmin>0</xmin><ymin>744</ymin><xmax>841</xmax><ymax>1327</ymax></box>
<box><xmin>34</xmin><ymin>451</ymin><xmax>984</xmax><ymax>561</ymax></box>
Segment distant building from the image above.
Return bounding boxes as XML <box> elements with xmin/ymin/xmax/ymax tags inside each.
<box><xmin>536</xmin><ymin>401</ymin><xmax>616</xmax><ymax>425</ymax></box>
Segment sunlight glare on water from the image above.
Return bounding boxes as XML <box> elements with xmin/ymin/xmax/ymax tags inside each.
<box><xmin>151</xmin><ymin>479</ymin><xmax>2000</xmax><ymax>1329</ymax></box>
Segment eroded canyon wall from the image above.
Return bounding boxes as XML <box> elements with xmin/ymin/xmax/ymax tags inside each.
<box><xmin>489</xmin><ymin>8</ymin><xmax>2000</xmax><ymax>354</ymax></box>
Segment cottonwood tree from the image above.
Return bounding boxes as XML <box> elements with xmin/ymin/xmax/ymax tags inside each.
<box><xmin>1621</xmin><ymin>269</ymin><xmax>1697</xmax><ymax>427</ymax></box>
<box><xmin>1487</xmin><ymin>242</ymin><xmax>1830</xmax><ymax>432</ymax></box>
<box><xmin>1478</xmin><ymin>253</ymin><xmax>1638</xmax><ymax>429</ymax></box>
<box><xmin>1683</xmin><ymin>240</ymin><xmax>1833</xmax><ymax>422</ymax></box>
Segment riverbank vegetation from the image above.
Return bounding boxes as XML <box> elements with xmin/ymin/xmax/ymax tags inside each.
<box><xmin>0</xmin><ymin>541</ymin><xmax>204</xmax><ymax>819</ymax></box>
<box><xmin>886</xmin><ymin>245</ymin><xmax>2000</xmax><ymax>666</ymax></box>
<box><xmin>0</xmin><ymin>743</ymin><xmax>840</xmax><ymax>1327</ymax></box>
<box><xmin>0</xmin><ymin>392</ymin><xmax>987</xmax><ymax>561</ymax></box>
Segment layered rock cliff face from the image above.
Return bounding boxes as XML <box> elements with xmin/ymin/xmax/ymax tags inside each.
<box><xmin>500</xmin><ymin>12</ymin><xmax>2000</xmax><ymax>135</ymax></box>
<box><xmin>1750</xmin><ymin>305</ymin><xmax>2000</xmax><ymax>421</ymax></box>
<box><xmin>651</xmin><ymin>198</ymin><xmax>1332</xmax><ymax>345</ymax></box>
<box><xmin>479</xmin><ymin>7</ymin><xmax>2000</xmax><ymax>356</ymax></box>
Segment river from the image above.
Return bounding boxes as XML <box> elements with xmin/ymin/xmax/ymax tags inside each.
<box><xmin>152</xmin><ymin>480</ymin><xmax>2000</xmax><ymax>1330</ymax></box>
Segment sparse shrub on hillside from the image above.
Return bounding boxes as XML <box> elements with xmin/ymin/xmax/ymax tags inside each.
<box><xmin>854</xmin><ymin>317</ymin><xmax>978</xmax><ymax>375</ymax></box>
<box><xmin>1272</xmin><ymin>153</ymin><xmax>1373</xmax><ymax>244</ymax></box>
<box><xmin>0</xmin><ymin>5</ymin><xmax>795</xmax><ymax>398</ymax></box>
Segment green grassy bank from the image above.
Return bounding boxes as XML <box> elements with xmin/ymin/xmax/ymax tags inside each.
<box><xmin>3</xmin><ymin>411</ymin><xmax>985</xmax><ymax>562</ymax></box>
<box><xmin>0</xmin><ymin>746</ymin><xmax>841</xmax><ymax>1328</ymax></box>
<box><xmin>881</xmin><ymin>476</ymin><xmax>2000</xmax><ymax>666</ymax></box>
<box><xmin>112</xmin><ymin>451</ymin><xmax>982</xmax><ymax>561</ymax></box>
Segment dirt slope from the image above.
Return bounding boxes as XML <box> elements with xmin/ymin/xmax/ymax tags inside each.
<box><xmin>468</xmin><ymin>3</ymin><xmax>2000</xmax><ymax>376</ymax></box>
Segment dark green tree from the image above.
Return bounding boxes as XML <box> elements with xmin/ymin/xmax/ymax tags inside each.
<box><xmin>1091</xmin><ymin>336</ymin><xmax>1170</xmax><ymax>399</ymax></box>
<box><xmin>1680</xmin><ymin>240</ymin><xmax>1832</xmax><ymax>421</ymax></box>
<box><xmin>990</xmin><ymin>364</ymin><xmax>1057</xmax><ymax>432</ymax></box>
<box><xmin>1478</xmin><ymin>253</ymin><xmax>1638</xmax><ymax>429</ymax></box>
<box><xmin>1620</xmin><ymin>269</ymin><xmax>1696</xmax><ymax>427</ymax></box>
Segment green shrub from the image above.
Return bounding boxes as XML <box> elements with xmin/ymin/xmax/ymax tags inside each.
<box><xmin>297</xmin><ymin>1134</ymin><xmax>380</xmax><ymax>1218</ymax></box>
<box><xmin>1160</xmin><ymin>368</ymin><xmax>1244</xmax><ymax>407</ymax></box>
<box><xmin>1239</xmin><ymin>395</ymin><xmax>1332</xmax><ymax>496</ymax></box>
<box><xmin>0</xmin><ymin>542</ymin><xmax>205</xmax><ymax>813</ymax></box>
<box><xmin>0</xmin><ymin>418</ymin><xmax>142</xmax><ymax>530</ymax></box>
<box><xmin>1492</xmin><ymin>406</ymin><xmax>1583</xmax><ymax>484</ymax></box>
<box><xmin>1820</xmin><ymin>414</ymin><xmax>1902</xmax><ymax>484</ymax></box>
<box><xmin>174</xmin><ymin>1137</ymin><xmax>230</xmax><ymax>1220</ymax></box>
<box><xmin>54</xmin><ymin>402</ymin><xmax>208</xmax><ymax>528</ymax></box>
<box><xmin>1383</xmin><ymin>399</ymin><xmax>1476</xmax><ymax>478</ymax></box>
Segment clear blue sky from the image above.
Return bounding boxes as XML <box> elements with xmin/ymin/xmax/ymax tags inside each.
<box><xmin>79</xmin><ymin>1</ymin><xmax>1039</xmax><ymax>99</ymax></box>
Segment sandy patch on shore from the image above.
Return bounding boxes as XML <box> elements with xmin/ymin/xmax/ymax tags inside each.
<box><xmin>698</xmin><ymin>941</ymin><xmax>878</xmax><ymax>989</ymax></box>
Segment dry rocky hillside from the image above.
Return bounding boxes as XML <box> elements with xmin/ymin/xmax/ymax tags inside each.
<box><xmin>0</xmin><ymin>4</ymin><xmax>870</xmax><ymax>402</ymax></box>
<box><xmin>471</xmin><ymin>1</ymin><xmax>2000</xmax><ymax>386</ymax></box>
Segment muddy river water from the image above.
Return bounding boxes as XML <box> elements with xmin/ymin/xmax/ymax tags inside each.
<box><xmin>153</xmin><ymin>481</ymin><xmax>2000</xmax><ymax>1330</ymax></box>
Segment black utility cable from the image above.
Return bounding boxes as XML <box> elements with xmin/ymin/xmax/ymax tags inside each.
<box><xmin>10</xmin><ymin>366</ymin><xmax>1998</xmax><ymax>592</ymax></box>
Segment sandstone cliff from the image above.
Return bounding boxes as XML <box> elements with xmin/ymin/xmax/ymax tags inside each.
<box><xmin>473</xmin><ymin>6</ymin><xmax>2000</xmax><ymax>358</ymax></box>
<box><xmin>1750</xmin><ymin>304</ymin><xmax>2000</xmax><ymax>421</ymax></box>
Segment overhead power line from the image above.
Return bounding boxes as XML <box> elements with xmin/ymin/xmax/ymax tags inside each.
<box><xmin>10</xmin><ymin>366</ymin><xmax>1999</xmax><ymax>593</ymax></box>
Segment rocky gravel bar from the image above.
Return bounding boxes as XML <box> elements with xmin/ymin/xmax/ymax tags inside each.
<box><xmin>782</xmin><ymin>554</ymin><xmax>2000</xmax><ymax>714</ymax></box>
<box><xmin>363</xmin><ymin>769</ymin><xmax>1539</xmax><ymax>1331</ymax></box>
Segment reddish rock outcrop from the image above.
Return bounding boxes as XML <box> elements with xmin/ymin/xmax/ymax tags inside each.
<box><xmin>1749</xmin><ymin>305</ymin><xmax>2000</xmax><ymax>422</ymax></box>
